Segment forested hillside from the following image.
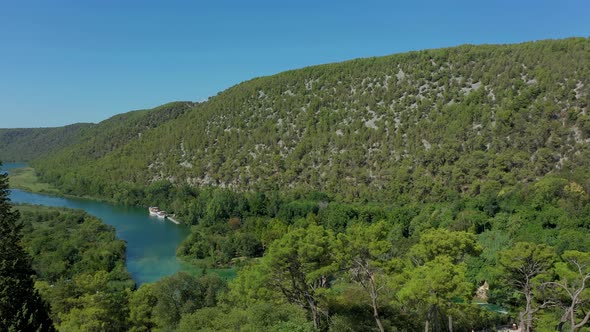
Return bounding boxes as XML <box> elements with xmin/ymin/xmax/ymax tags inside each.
<box><xmin>0</xmin><ymin>123</ymin><xmax>92</xmax><ymax>161</ymax></box>
<box><xmin>0</xmin><ymin>101</ymin><xmax>195</xmax><ymax>163</ymax></box>
<box><xmin>33</xmin><ymin>38</ymin><xmax>590</xmax><ymax>204</ymax></box>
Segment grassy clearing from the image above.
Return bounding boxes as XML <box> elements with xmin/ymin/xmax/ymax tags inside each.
<box><xmin>8</xmin><ymin>167</ymin><xmax>59</xmax><ymax>194</ymax></box>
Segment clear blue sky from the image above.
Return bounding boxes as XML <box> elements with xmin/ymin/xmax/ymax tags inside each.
<box><xmin>0</xmin><ymin>0</ymin><xmax>588</xmax><ymax>128</ymax></box>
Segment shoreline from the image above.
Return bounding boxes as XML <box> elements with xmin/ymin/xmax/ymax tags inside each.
<box><xmin>6</xmin><ymin>164</ymin><xmax>188</xmax><ymax>228</ymax></box>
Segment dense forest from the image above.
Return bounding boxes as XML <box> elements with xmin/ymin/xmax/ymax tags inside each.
<box><xmin>2</xmin><ymin>38</ymin><xmax>590</xmax><ymax>331</ymax></box>
<box><xmin>8</xmin><ymin>184</ymin><xmax>590</xmax><ymax>331</ymax></box>
<box><xmin>18</xmin><ymin>205</ymin><xmax>134</xmax><ymax>331</ymax></box>
<box><xmin>0</xmin><ymin>101</ymin><xmax>195</xmax><ymax>162</ymax></box>
<box><xmin>0</xmin><ymin>123</ymin><xmax>92</xmax><ymax>162</ymax></box>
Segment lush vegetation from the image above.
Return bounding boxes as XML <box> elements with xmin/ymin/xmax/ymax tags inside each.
<box><xmin>170</xmin><ymin>174</ymin><xmax>590</xmax><ymax>331</ymax></box>
<box><xmin>11</xmin><ymin>204</ymin><xmax>230</xmax><ymax>332</ymax></box>
<box><xmin>31</xmin><ymin>38</ymin><xmax>590</xmax><ymax>206</ymax></box>
<box><xmin>17</xmin><ymin>205</ymin><xmax>134</xmax><ymax>331</ymax></box>
<box><xmin>0</xmin><ymin>164</ymin><xmax>54</xmax><ymax>331</ymax></box>
<box><xmin>0</xmin><ymin>101</ymin><xmax>194</xmax><ymax>163</ymax></box>
<box><xmin>13</xmin><ymin>174</ymin><xmax>590</xmax><ymax>331</ymax></box>
<box><xmin>0</xmin><ymin>123</ymin><xmax>92</xmax><ymax>162</ymax></box>
<box><xmin>2</xmin><ymin>38</ymin><xmax>590</xmax><ymax>330</ymax></box>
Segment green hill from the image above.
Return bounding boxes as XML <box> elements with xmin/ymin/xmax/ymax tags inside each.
<box><xmin>0</xmin><ymin>102</ymin><xmax>195</xmax><ymax>163</ymax></box>
<box><xmin>33</xmin><ymin>38</ymin><xmax>590</xmax><ymax>203</ymax></box>
<box><xmin>9</xmin><ymin>101</ymin><xmax>191</xmax><ymax>189</ymax></box>
<box><xmin>0</xmin><ymin>123</ymin><xmax>93</xmax><ymax>161</ymax></box>
<box><xmin>39</xmin><ymin>101</ymin><xmax>194</xmax><ymax>162</ymax></box>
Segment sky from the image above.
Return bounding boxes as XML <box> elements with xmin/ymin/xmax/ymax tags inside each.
<box><xmin>0</xmin><ymin>0</ymin><xmax>588</xmax><ymax>128</ymax></box>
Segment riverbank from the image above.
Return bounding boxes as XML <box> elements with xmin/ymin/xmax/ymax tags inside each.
<box><xmin>5</xmin><ymin>164</ymin><xmax>110</xmax><ymax>202</ymax></box>
<box><xmin>8</xmin><ymin>169</ymin><xmax>126</xmax><ymax>206</ymax></box>
<box><xmin>7</xmin><ymin>166</ymin><xmax>60</xmax><ymax>194</ymax></box>
<box><xmin>6</xmin><ymin>164</ymin><xmax>188</xmax><ymax>226</ymax></box>
<box><xmin>9</xmin><ymin>188</ymin><xmax>194</xmax><ymax>284</ymax></box>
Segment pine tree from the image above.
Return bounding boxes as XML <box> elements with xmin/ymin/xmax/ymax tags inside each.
<box><xmin>0</xmin><ymin>162</ymin><xmax>54</xmax><ymax>332</ymax></box>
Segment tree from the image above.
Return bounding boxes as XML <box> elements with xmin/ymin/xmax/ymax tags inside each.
<box><xmin>0</xmin><ymin>162</ymin><xmax>55</xmax><ymax>332</ymax></box>
<box><xmin>398</xmin><ymin>256</ymin><xmax>472</xmax><ymax>332</ymax></box>
<box><xmin>149</xmin><ymin>272</ymin><xmax>224</xmax><ymax>331</ymax></box>
<box><xmin>262</xmin><ymin>224</ymin><xmax>338</xmax><ymax>330</ymax></box>
<box><xmin>408</xmin><ymin>228</ymin><xmax>481</xmax><ymax>265</ymax></box>
<box><xmin>401</xmin><ymin>229</ymin><xmax>481</xmax><ymax>332</ymax></box>
<box><xmin>336</xmin><ymin>221</ymin><xmax>393</xmax><ymax>332</ymax></box>
<box><xmin>547</xmin><ymin>250</ymin><xmax>590</xmax><ymax>332</ymax></box>
<box><xmin>128</xmin><ymin>283</ymin><xmax>158</xmax><ymax>332</ymax></box>
<box><xmin>498</xmin><ymin>242</ymin><xmax>555</xmax><ymax>332</ymax></box>
<box><xmin>54</xmin><ymin>270</ymin><xmax>129</xmax><ymax>331</ymax></box>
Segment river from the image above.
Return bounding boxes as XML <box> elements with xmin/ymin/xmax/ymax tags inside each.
<box><xmin>2</xmin><ymin>163</ymin><xmax>191</xmax><ymax>285</ymax></box>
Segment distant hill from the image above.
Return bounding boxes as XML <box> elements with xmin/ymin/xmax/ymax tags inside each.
<box><xmin>0</xmin><ymin>101</ymin><xmax>195</xmax><ymax>164</ymax></box>
<box><xmin>0</xmin><ymin>123</ymin><xmax>93</xmax><ymax>162</ymax></box>
<box><xmin>43</xmin><ymin>101</ymin><xmax>195</xmax><ymax>161</ymax></box>
<box><xmin>31</xmin><ymin>38</ymin><xmax>590</xmax><ymax>203</ymax></box>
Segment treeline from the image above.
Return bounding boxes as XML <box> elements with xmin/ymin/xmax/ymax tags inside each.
<box><xmin>176</xmin><ymin>175</ymin><xmax>590</xmax><ymax>262</ymax></box>
<box><xmin>31</xmin><ymin>38</ymin><xmax>590</xmax><ymax>204</ymax></box>
<box><xmin>68</xmin><ymin>171</ymin><xmax>588</xmax><ymax>331</ymax></box>
<box><xmin>47</xmin><ymin>101</ymin><xmax>195</xmax><ymax>163</ymax></box>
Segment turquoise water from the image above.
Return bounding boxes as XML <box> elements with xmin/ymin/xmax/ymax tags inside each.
<box><xmin>2</xmin><ymin>163</ymin><xmax>191</xmax><ymax>285</ymax></box>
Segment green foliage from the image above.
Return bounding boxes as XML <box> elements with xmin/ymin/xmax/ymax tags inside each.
<box><xmin>398</xmin><ymin>229</ymin><xmax>482</xmax><ymax>331</ymax></box>
<box><xmin>398</xmin><ymin>256</ymin><xmax>472</xmax><ymax>315</ymax></box>
<box><xmin>239</xmin><ymin>223</ymin><xmax>338</xmax><ymax>329</ymax></box>
<box><xmin>544</xmin><ymin>250</ymin><xmax>590</xmax><ymax>331</ymax></box>
<box><xmin>336</xmin><ymin>221</ymin><xmax>394</xmax><ymax>332</ymax></box>
<box><xmin>128</xmin><ymin>272</ymin><xmax>226</xmax><ymax>332</ymax></box>
<box><xmin>27</xmin><ymin>38</ymin><xmax>590</xmax><ymax>207</ymax></box>
<box><xmin>176</xmin><ymin>303</ymin><xmax>314</xmax><ymax>332</ymax></box>
<box><xmin>19</xmin><ymin>206</ymin><xmax>128</xmax><ymax>282</ymax></box>
<box><xmin>128</xmin><ymin>284</ymin><xmax>157</xmax><ymax>332</ymax></box>
<box><xmin>497</xmin><ymin>242</ymin><xmax>556</xmax><ymax>331</ymax></box>
<box><xmin>408</xmin><ymin>228</ymin><xmax>482</xmax><ymax>265</ymax></box>
<box><xmin>0</xmin><ymin>123</ymin><xmax>92</xmax><ymax>162</ymax></box>
<box><xmin>52</xmin><ymin>271</ymin><xmax>129</xmax><ymax>332</ymax></box>
<box><xmin>7</xmin><ymin>166</ymin><xmax>59</xmax><ymax>193</ymax></box>
<box><xmin>17</xmin><ymin>204</ymin><xmax>134</xmax><ymax>331</ymax></box>
<box><xmin>497</xmin><ymin>242</ymin><xmax>555</xmax><ymax>289</ymax></box>
<box><xmin>0</xmin><ymin>164</ymin><xmax>55</xmax><ymax>331</ymax></box>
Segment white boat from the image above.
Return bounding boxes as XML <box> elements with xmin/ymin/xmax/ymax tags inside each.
<box><xmin>156</xmin><ymin>211</ymin><xmax>167</xmax><ymax>219</ymax></box>
<box><xmin>149</xmin><ymin>206</ymin><xmax>160</xmax><ymax>216</ymax></box>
